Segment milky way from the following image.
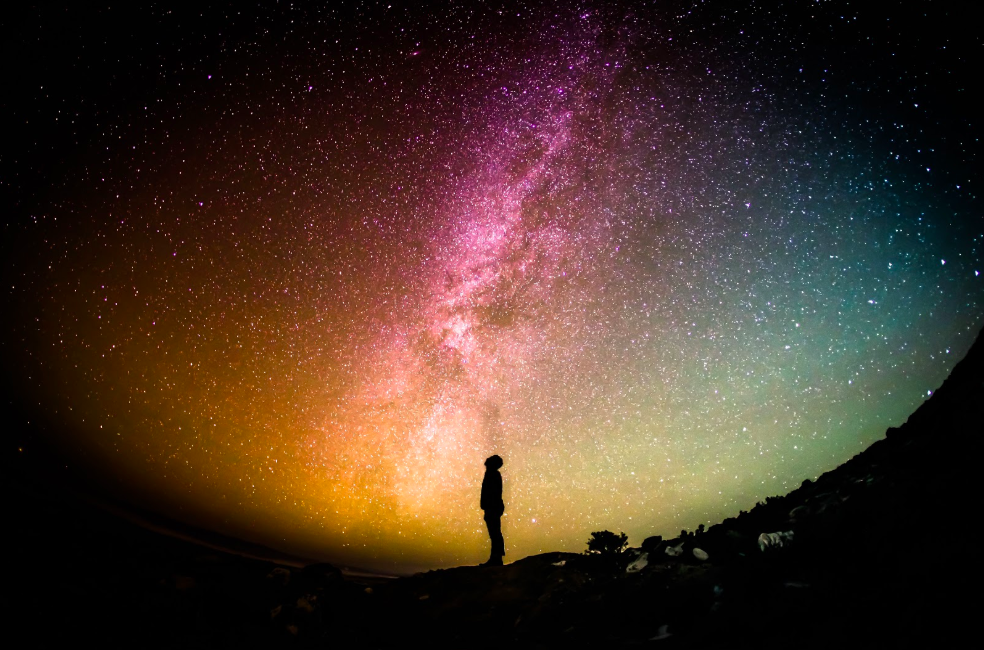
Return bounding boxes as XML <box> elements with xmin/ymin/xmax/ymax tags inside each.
<box><xmin>3</xmin><ymin>2</ymin><xmax>981</xmax><ymax>573</ymax></box>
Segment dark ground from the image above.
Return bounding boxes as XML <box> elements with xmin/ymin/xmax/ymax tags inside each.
<box><xmin>4</xmin><ymin>331</ymin><xmax>981</xmax><ymax>648</ymax></box>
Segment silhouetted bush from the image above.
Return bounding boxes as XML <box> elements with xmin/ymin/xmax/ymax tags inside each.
<box><xmin>586</xmin><ymin>531</ymin><xmax>628</xmax><ymax>556</ymax></box>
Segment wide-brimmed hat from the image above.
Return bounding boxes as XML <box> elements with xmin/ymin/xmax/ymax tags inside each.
<box><xmin>484</xmin><ymin>454</ymin><xmax>503</xmax><ymax>469</ymax></box>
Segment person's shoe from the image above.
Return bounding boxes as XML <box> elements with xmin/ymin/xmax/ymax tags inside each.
<box><xmin>481</xmin><ymin>557</ymin><xmax>503</xmax><ymax>567</ymax></box>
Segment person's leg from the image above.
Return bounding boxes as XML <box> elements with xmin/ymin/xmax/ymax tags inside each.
<box><xmin>484</xmin><ymin>512</ymin><xmax>504</xmax><ymax>565</ymax></box>
<box><xmin>494</xmin><ymin>516</ymin><xmax>504</xmax><ymax>558</ymax></box>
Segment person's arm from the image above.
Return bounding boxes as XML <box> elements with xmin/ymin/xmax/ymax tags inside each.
<box><xmin>494</xmin><ymin>472</ymin><xmax>503</xmax><ymax>510</ymax></box>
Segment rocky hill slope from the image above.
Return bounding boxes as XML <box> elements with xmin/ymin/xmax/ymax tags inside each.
<box><xmin>6</xmin><ymin>330</ymin><xmax>981</xmax><ymax>648</ymax></box>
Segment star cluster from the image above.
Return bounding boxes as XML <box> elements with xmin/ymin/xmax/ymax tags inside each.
<box><xmin>2</xmin><ymin>2</ymin><xmax>981</xmax><ymax>573</ymax></box>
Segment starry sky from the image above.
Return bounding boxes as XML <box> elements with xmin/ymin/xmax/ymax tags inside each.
<box><xmin>2</xmin><ymin>1</ymin><xmax>981</xmax><ymax>574</ymax></box>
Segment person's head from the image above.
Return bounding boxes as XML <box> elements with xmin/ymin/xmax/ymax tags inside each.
<box><xmin>484</xmin><ymin>455</ymin><xmax>503</xmax><ymax>470</ymax></box>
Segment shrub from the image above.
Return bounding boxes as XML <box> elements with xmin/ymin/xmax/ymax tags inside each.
<box><xmin>586</xmin><ymin>530</ymin><xmax>628</xmax><ymax>556</ymax></box>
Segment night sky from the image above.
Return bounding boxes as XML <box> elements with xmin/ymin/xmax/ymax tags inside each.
<box><xmin>2</xmin><ymin>1</ymin><xmax>981</xmax><ymax>574</ymax></box>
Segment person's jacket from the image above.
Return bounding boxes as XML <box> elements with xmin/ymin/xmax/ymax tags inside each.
<box><xmin>481</xmin><ymin>469</ymin><xmax>504</xmax><ymax>514</ymax></box>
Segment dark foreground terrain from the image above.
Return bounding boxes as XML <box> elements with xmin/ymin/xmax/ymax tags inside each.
<box><xmin>5</xmin><ymin>331</ymin><xmax>982</xmax><ymax>648</ymax></box>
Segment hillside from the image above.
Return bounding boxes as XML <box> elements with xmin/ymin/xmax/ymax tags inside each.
<box><xmin>5</xmin><ymin>329</ymin><xmax>981</xmax><ymax>648</ymax></box>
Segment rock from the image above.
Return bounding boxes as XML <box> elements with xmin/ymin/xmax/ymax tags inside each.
<box><xmin>302</xmin><ymin>562</ymin><xmax>342</xmax><ymax>580</ymax></box>
<box><xmin>296</xmin><ymin>595</ymin><xmax>315</xmax><ymax>613</ymax></box>
<box><xmin>665</xmin><ymin>543</ymin><xmax>684</xmax><ymax>557</ymax></box>
<box><xmin>267</xmin><ymin>567</ymin><xmax>291</xmax><ymax>586</ymax></box>
<box><xmin>650</xmin><ymin>624</ymin><xmax>672</xmax><ymax>641</ymax></box>
<box><xmin>692</xmin><ymin>548</ymin><xmax>708</xmax><ymax>561</ymax></box>
<box><xmin>642</xmin><ymin>535</ymin><xmax>664</xmax><ymax>553</ymax></box>
<box><xmin>789</xmin><ymin>505</ymin><xmax>809</xmax><ymax>521</ymax></box>
<box><xmin>757</xmin><ymin>531</ymin><xmax>794</xmax><ymax>552</ymax></box>
<box><xmin>299</xmin><ymin>562</ymin><xmax>342</xmax><ymax>590</ymax></box>
<box><xmin>626</xmin><ymin>552</ymin><xmax>649</xmax><ymax>573</ymax></box>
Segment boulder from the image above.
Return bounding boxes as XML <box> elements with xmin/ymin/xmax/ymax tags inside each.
<box><xmin>641</xmin><ymin>535</ymin><xmax>664</xmax><ymax>553</ymax></box>
<box><xmin>626</xmin><ymin>552</ymin><xmax>649</xmax><ymax>573</ymax></box>
<box><xmin>757</xmin><ymin>531</ymin><xmax>794</xmax><ymax>552</ymax></box>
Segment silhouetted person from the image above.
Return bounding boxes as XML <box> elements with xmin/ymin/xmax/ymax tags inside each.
<box><xmin>481</xmin><ymin>455</ymin><xmax>505</xmax><ymax>566</ymax></box>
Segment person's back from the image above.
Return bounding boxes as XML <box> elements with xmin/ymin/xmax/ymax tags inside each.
<box><xmin>481</xmin><ymin>465</ymin><xmax>503</xmax><ymax>512</ymax></box>
<box><xmin>481</xmin><ymin>455</ymin><xmax>505</xmax><ymax>565</ymax></box>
